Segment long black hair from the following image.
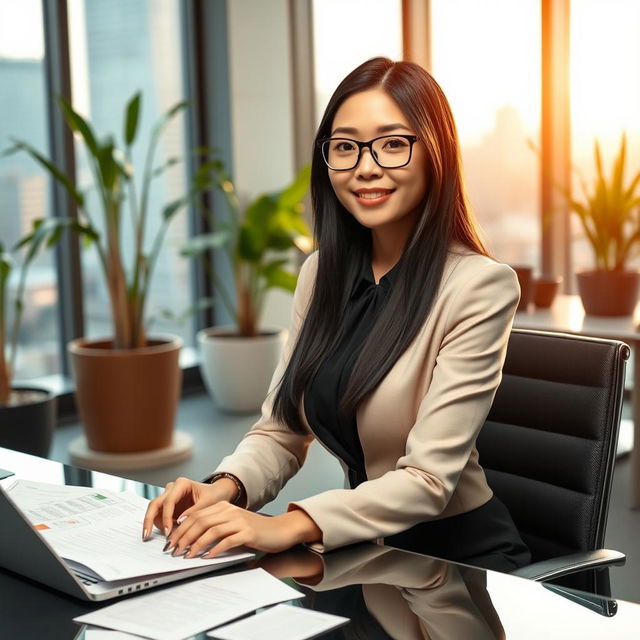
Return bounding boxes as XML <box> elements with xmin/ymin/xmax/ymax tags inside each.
<box><xmin>273</xmin><ymin>57</ymin><xmax>491</xmax><ymax>434</ymax></box>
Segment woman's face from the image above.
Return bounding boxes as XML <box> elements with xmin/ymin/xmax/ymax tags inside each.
<box><xmin>327</xmin><ymin>88</ymin><xmax>429</xmax><ymax>236</ymax></box>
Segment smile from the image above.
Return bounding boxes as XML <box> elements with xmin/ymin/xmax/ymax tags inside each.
<box><xmin>353</xmin><ymin>189</ymin><xmax>395</xmax><ymax>205</ymax></box>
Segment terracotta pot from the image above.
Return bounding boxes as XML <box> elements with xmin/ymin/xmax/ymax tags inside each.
<box><xmin>533</xmin><ymin>276</ymin><xmax>562</xmax><ymax>309</ymax></box>
<box><xmin>68</xmin><ymin>335</ymin><xmax>182</xmax><ymax>452</ymax></box>
<box><xmin>197</xmin><ymin>326</ymin><xmax>287</xmax><ymax>413</ymax></box>
<box><xmin>0</xmin><ymin>388</ymin><xmax>55</xmax><ymax>456</ymax></box>
<box><xmin>576</xmin><ymin>270</ymin><xmax>640</xmax><ymax>316</ymax></box>
<box><xmin>511</xmin><ymin>265</ymin><xmax>533</xmax><ymax>311</ymax></box>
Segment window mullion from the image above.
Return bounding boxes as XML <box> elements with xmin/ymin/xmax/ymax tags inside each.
<box><xmin>541</xmin><ymin>0</ymin><xmax>572</xmax><ymax>292</ymax></box>
<box><xmin>42</xmin><ymin>0</ymin><xmax>84</xmax><ymax>376</ymax></box>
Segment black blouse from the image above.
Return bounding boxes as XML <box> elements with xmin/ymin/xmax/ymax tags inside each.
<box><xmin>303</xmin><ymin>250</ymin><xmax>401</xmax><ymax>487</ymax></box>
<box><xmin>302</xmin><ymin>250</ymin><xmax>531</xmax><ymax>572</ymax></box>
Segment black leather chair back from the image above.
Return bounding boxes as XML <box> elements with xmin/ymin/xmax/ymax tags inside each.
<box><xmin>477</xmin><ymin>328</ymin><xmax>629</xmax><ymax>565</ymax></box>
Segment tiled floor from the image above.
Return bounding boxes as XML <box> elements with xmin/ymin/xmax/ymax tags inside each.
<box><xmin>50</xmin><ymin>391</ymin><xmax>640</xmax><ymax>604</ymax></box>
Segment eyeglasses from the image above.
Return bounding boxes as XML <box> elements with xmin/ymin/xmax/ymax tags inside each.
<box><xmin>317</xmin><ymin>134</ymin><xmax>420</xmax><ymax>171</ymax></box>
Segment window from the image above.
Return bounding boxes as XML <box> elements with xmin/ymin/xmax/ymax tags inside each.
<box><xmin>67</xmin><ymin>0</ymin><xmax>193</xmax><ymax>347</ymax></box>
<box><xmin>312</xmin><ymin>0</ymin><xmax>403</xmax><ymax>125</ymax></box>
<box><xmin>569</xmin><ymin>0</ymin><xmax>640</xmax><ymax>275</ymax></box>
<box><xmin>0</xmin><ymin>0</ymin><xmax>61</xmax><ymax>378</ymax></box>
<box><xmin>431</xmin><ymin>0</ymin><xmax>541</xmax><ymax>268</ymax></box>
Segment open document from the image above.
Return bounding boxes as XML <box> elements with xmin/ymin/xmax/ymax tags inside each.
<box><xmin>6</xmin><ymin>479</ymin><xmax>253</xmax><ymax>582</ymax></box>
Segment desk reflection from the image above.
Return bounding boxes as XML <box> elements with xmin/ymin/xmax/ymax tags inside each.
<box><xmin>255</xmin><ymin>545</ymin><xmax>503</xmax><ymax>639</ymax></box>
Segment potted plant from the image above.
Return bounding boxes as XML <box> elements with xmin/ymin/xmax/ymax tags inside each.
<box><xmin>0</xmin><ymin>218</ymin><xmax>72</xmax><ymax>456</ymax></box>
<box><xmin>181</xmin><ymin>163</ymin><xmax>313</xmax><ymax>412</ymax></box>
<box><xmin>555</xmin><ymin>133</ymin><xmax>640</xmax><ymax>316</ymax></box>
<box><xmin>7</xmin><ymin>93</ymin><xmax>209</xmax><ymax>452</ymax></box>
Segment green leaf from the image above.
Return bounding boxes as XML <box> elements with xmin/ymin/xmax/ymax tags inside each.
<box><xmin>46</xmin><ymin>226</ymin><xmax>63</xmax><ymax>248</ymax></box>
<box><xmin>22</xmin><ymin>217</ymin><xmax>65</xmax><ymax>265</ymax></box>
<box><xmin>181</xmin><ymin>231</ymin><xmax>231</xmax><ymax>257</ymax></box>
<box><xmin>70</xmin><ymin>220</ymin><xmax>100</xmax><ymax>245</ymax></box>
<box><xmin>244</xmin><ymin>194</ymin><xmax>277</xmax><ymax>236</ymax></box>
<box><xmin>262</xmin><ymin>265</ymin><xmax>296</xmax><ymax>292</ymax></box>
<box><xmin>162</xmin><ymin>193</ymin><xmax>192</xmax><ymax>222</ymax></box>
<box><xmin>166</xmin><ymin>99</ymin><xmax>189</xmax><ymax>119</ymax></box>
<box><xmin>57</xmin><ymin>96</ymin><xmax>99</xmax><ymax>157</ymax></box>
<box><xmin>276</xmin><ymin>164</ymin><xmax>311</xmax><ymax>208</ymax></box>
<box><xmin>5</xmin><ymin>140</ymin><xmax>84</xmax><ymax>208</ymax></box>
<box><xmin>266</xmin><ymin>229</ymin><xmax>295</xmax><ymax>251</ymax></box>
<box><xmin>124</xmin><ymin>92</ymin><xmax>142</xmax><ymax>146</ymax></box>
<box><xmin>237</xmin><ymin>225</ymin><xmax>263</xmax><ymax>262</ymax></box>
<box><xmin>152</xmin><ymin>156</ymin><xmax>181</xmax><ymax>177</ymax></box>
<box><xmin>0</xmin><ymin>250</ymin><xmax>13</xmax><ymax>284</ymax></box>
<box><xmin>97</xmin><ymin>139</ymin><xmax>118</xmax><ymax>191</ymax></box>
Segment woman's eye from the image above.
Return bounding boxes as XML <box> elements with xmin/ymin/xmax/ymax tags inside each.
<box><xmin>334</xmin><ymin>141</ymin><xmax>355</xmax><ymax>153</ymax></box>
<box><xmin>383</xmin><ymin>137</ymin><xmax>408</xmax><ymax>150</ymax></box>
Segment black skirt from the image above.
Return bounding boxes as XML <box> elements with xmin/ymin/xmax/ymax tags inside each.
<box><xmin>383</xmin><ymin>494</ymin><xmax>531</xmax><ymax>573</ymax></box>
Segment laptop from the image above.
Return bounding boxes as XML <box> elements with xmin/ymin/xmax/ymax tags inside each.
<box><xmin>0</xmin><ymin>477</ymin><xmax>253</xmax><ymax>601</ymax></box>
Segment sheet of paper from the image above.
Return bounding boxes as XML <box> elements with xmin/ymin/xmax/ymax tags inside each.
<box><xmin>84</xmin><ymin>629</ymin><xmax>143</xmax><ymax>639</ymax></box>
<box><xmin>208</xmin><ymin>604</ymin><xmax>349</xmax><ymax>640</ymax></box>
<box><xmin>74</xmin><ymin>568</ymin><xmax>304</xmax><ymax>640</ymax></box>
<box><xmin>6</xmin><ymin>479</ymin><xmax>253</xmax><ymax>581</ymax></box>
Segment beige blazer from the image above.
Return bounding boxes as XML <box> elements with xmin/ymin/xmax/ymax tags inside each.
<box><xmin>213</xmin><ymin>241</ymin><xmax>520</xmax><ymax>552</ymax></box>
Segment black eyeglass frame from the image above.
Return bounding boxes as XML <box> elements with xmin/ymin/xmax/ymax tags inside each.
<box><xmin>316</xmin><ymin>134</ymin><xmax>420</xmax><ymax>171</ymax></box>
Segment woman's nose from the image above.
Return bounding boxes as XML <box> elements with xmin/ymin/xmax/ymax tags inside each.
<box><xmin>355</xmin><ymin>147</ymin><xmax>382</xmax><ymax>179</ymax></box>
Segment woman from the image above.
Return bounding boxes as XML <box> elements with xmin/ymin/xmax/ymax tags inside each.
<box><xmin>142</xmin><ymin>57</ymin><xmax>531</xmax><ymax>572</ymax></box>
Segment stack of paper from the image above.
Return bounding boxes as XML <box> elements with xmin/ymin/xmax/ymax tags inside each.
<box><xmin>75</xmin><ymin>568</ymin><xmax>304</xmax><ymax>640</ymax></box>
<box><xmin>209</xmin><ymin>604</ymin><xmax>349</xmax><ymax>640</ymax></box>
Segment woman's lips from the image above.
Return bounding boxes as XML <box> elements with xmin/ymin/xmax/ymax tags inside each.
<box><xmin>353</xmin><ymin>189</ymin><xmax>395</xmax><ymax>207</ymax></box>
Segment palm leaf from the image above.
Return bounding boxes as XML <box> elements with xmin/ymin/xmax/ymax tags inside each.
<box><xmin>124</xmin><ymin>92</ymin><xmax>142</xmax><ymax>146</ymax></box>
<box><xmin>57</xmin><ymin>96</ymin><xmax>99</xmax><ymax>157</ymax></box>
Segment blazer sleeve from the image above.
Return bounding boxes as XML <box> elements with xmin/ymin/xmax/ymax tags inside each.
<box><xmin>209</xmin><ymin>251</ymin><xmax>318</xmax><ymax>510</ymax></box>
<box><xmin>288</xmin><ymin>261</ymin><xmax>520</xmax><ymax>552</ymax></box>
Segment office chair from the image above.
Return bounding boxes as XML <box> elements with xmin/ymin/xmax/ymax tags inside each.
<box><xmin>476</xmin><ymin>328</ymin><xmax>629</xmax><ymax>596</ymax></box>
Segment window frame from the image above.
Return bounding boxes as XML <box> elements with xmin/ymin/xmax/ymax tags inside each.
<box><xmin>27</xmin><ymin>0</ymin><xmax>232</xmax><ymax>416</ymax></box>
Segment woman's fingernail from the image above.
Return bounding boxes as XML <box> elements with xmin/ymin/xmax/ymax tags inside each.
<box><xmin>164</xmin><ymin>527</ymin><xmax>170</xmax><ymax>537</ymax></box>
<box><xmin>162</xmin><ymin>540</ymin><xmax>172</xmax><ymax>552</ymax></box>
<box><xmin>177</xmin><ymin>515</ymin><xmax>187</xmax><ymax>525</ymax></box>
<box><xmin>142</xmin><ymin>529</ymin><xmax>149</xmax><ymax>541</ymax></box>
<box><xmin>200</xmin><ymin>552</ymin><xmax>210</xmax><ymax>559</ymax></box>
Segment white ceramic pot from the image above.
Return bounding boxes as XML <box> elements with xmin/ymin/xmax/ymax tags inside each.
<box><xmin>197</xmin><ymin>326</ymin><xmax>288</xmax><ymax>413</ymax></box>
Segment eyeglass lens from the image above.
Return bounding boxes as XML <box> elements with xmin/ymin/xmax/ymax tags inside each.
<box><xmin>322</xmin><ymin>135</ymin><xmax>413</xmax><ymax>170</ymax></box>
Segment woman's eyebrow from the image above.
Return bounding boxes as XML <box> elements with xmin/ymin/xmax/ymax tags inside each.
<box><xmin>330</xmin><ymin>123</ymin><xmax>412</xmax><ymax>136</ymax></box>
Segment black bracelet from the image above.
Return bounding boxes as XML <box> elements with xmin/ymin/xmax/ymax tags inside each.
<box><xmin>206</xmin><ymin>472</ymin><xmax>244</xmax><ymax>505</ymax></box>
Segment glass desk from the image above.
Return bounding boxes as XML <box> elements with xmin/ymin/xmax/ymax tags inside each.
<box><xmin>1</xmin><ymin>447</ymin><xmax>638</xmax><ymax>639</ymax></box>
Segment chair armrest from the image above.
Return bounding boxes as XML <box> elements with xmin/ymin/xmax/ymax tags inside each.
<box><xmin>509</xmin><ymin>549</ymin><xmax>626</xmax><ymax>582</ymax></box>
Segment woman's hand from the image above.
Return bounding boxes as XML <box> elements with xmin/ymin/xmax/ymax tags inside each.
<box><xmin>164</xmin><ymin>503</ymin><xmax>322</xmax><ymax>558</ymax></box>
<box><xmin>142</xmin><ymin>476</ymin><xmax>238</xmax><ymax>540</ymax></box>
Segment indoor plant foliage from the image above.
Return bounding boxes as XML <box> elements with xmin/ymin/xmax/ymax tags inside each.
<box><xmin>8</xmin><ymin>93</ymin><xmax>197</xmax><ymax>348</ymax></box>
<box><xmin>0</xmin><ymin>219</ymin><xmax>74</xmax><ymax>405</ymax></box>
<box><xmin>530</xmin><ymin>132</ymin><xmax>640</xmax><ymax>315</ymax></box>
<box><xmin>182</xmin><ymin>163</ymin><xmax>313</xmax><ymax>337</ymax></box>
<box><xmin>563</xmin><ymin>134</ymin><xmax>640</xmax><ymax>315</ymax></box>
<box><xmin>563</xmin><ymin>133</ymin><xmax>640</xmax><ymax>272</ymax></box>
<box><xmin>0</xmin><ymin>218</ymin><xmax>72</xmax><ymax>454</ymax></box>
<box><xmin>7</xmin><ymin>93</ymin><xmax>207</xmax><ymax>452</ymax></box>
<box><xmin>182</xmin><ymin>163</ymin><xmax>313</xmax><ymax>411</ymax></box>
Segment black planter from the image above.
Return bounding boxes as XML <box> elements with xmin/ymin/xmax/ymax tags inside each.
<box><xmin>0</xmin><ymin>388</ymin><xmax>56</xmax><ymax>456</ymax></box>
